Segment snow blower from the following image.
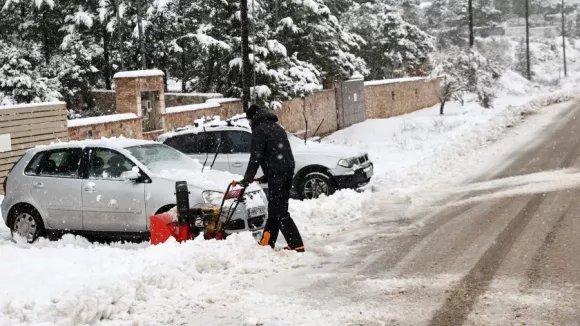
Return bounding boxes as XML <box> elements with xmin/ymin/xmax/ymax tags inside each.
<box><xmin>150</xmin><ymin>181</ymin><xmax>247</xmax><ymax>245</ymax></box>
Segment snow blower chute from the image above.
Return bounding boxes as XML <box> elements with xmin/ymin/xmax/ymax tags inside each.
<box><xmin>150</xmin><ymin>181</ymin><xmax>246</xmax><ymax>245</ymax></box>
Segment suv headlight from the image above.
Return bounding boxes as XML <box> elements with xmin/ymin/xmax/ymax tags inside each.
<box><xmin>338</xmin><ymin>158</ymin><xmax>357</xmax><ymax>168</ymax></box>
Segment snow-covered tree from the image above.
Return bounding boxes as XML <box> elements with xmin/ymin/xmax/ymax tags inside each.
<box><xmin>515</xmin><ymin>38</ymin><xmax>533</xmax><ymax>79</ymax></box>
<box><xmin>344</xmin><ymin>1</ymin><xmax>433</xmax><ymax>79</ymax></box>
<box><xmin>271</xmin><ymin>0</ymin><xmax>366</xmax><ymax>85</ymax></box>
<box><xmin>0</xmin><ymin>41</ymin><xmax>61</xmax><ymax>105</ymax></box>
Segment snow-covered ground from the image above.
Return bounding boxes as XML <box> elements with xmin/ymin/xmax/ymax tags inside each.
<box><xmin>1</xmin><ymin>69</ymin><xmax>580</xmax><ymax>325</ymax></box>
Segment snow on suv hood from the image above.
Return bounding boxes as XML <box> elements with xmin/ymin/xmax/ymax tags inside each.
<box><xmin>288</xmin><ymin>134</ymin><xmax>366</xmax><ymax>159</ymax></box>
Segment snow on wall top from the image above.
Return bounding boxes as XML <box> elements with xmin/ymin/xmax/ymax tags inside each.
<box><xmin>364</xmin><ymin>77</ymin><xmax>429</xmax><ymax>87</ymax></box>
<box><xmin>206</xmin><ymin>98</ymin><xmax>241</xmax><ymax>104</ymax></box>
<box><xmin>113</xmin><ymin>69</ymin><xmax>165</xmax><ymax>79</ymax></box>
<box><xmin>165</xmin><ymin>102</ymin><xmax>220</xmax><ymax>114</ymax></box>
<box><xmin>68</xmin><ymin>113</ymin><xmax>138</xmax><ymax>128</ymax></box>
<box><xmin>165</xmin><ymin>92</ymin><xmax>223</xmax><ymax>98</ymax></box>
<box><xmin>0</xmin><ymin>101</ymin><xmax>66</xmax><ymax>111</ymax></box>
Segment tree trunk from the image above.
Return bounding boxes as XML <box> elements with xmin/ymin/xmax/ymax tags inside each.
<box><xmin>562</xmin><ymin>0</ymin><xmax>568</xmax><ymax>77</ymax></box>
<box><xmin>440</xmin><ymin>101</ymin><xmax>445</xmax><ymax>116</ymax></box>
<box><xmin>181</xmin><ymin>45</ymin><xmax>186</xmax><ymax>93</ymax></box>
<box><xmin>468</xmin><ymin>0</ymin><xmax>474</xmax><ymax>48</ymax></box>
<box><xmin>113</xmin><ymin>0</ymin><xmax>125</xmax><ymax>70</ymax></box>
<box><xmin>241</xmin><ymin>0</ymin><xmax>251</xmax><ymax>111</ymax></box>
<box><xmin>525</xmin><ymin>0</ymin><xmax>531</xmax><ymax>80</ymax></box>
<box><xmin>136</xmin><ymin>0</ymin><xmax>147</xmax><ymax>70</ymax></box>
<box><xmin>103</xmin><ymin>26</ymin><xmax>112</xmax><ymax>90</ymax></box>
<box><xmin>42</xmin><ymin>11</ymin><xmax>50</xmax><ymax>64</ymax></box>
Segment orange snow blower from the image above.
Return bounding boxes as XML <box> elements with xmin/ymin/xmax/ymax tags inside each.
<box><xmin>150</xmin><ymin>181</ymin><xmax>247</xmax><ymax>245</ymax></box>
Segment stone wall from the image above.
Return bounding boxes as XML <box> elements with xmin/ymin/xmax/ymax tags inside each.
<box><xmin>165</xmin><ymin>93</ymin><xmax>223</xmax><ymax>108</ymax></box>
<box><xmin>275</xmin><ymin>90</ymin><xmax>338</xmax><ymax>136</ymax></box>
<box><xmin>365</xmin><ymin>78</ymin><xmax>440</xmax><ymax>119</ymax></box>
<box><xmin>68</xmin><ymin>117</ymin><xmax>143</xmax><ymax>141</ymax></box>
<box><xmin>163</xmin><ymin>100</ymin><xmax>243</xmax><ymax>131</ymax></box>
<box><xmin>92</xmin><ymin>90</ymin><xmax>116</xmax><ymax>114</ymax></box>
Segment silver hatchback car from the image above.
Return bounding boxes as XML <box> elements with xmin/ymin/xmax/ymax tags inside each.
<box><xmin>1</xmin><ymin>138</ymin><xmax>267</xmax><ymax>243</ymax></box>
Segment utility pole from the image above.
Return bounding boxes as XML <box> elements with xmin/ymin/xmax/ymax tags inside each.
<box><xmin>468</xmin><ymin>0</ymin><xmax>474</xmax><ymax>47</ymax></box>
<box><xmin>114</xmin><ymin>0</ymin><xmax>125</xmax><ymax>70</ymax></box>
<box><xmin>241</xmin><ymin>0</ymin><xmax>251</xmax><ymax>112</ymax></box>
<box><xmin>562</xmin><ymin>0</ymin><xmax>568</xmax><ymax>77</ymax></box>
<box><xmin>525</xmin><ymin>0</ymin><xmax>531</xmax><ymax>80</ymax></box>
<box><xmin>136</xmin><ymin>0</ymin><xmax>147</xmax><ymax>70</ymax></box>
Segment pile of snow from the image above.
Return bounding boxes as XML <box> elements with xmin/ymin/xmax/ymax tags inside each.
<box><xmin>0</xmin><ymin>231</ymin><xmax>317</xmax><ymax>325</ymax></box>
<box><xmin>67</xmin><ymin>113</ymin><xmax>138</xmax><ymax>127</ymax></box>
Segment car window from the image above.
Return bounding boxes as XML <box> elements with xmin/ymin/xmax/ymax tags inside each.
<box><xmin>197</xmin><ymin>131</ymin><xmax>227</xmax><ymax>154</ymax></box>
<box><xmin>89</xmin><ymin>148</ymin><xmax>136</xmax><ymax>180</ymax></box>
<box><xmin>37</xmin><ymin>148</ymin><xmax>83</xmax><ymax>178</ymax></box>
<box><xmin>224</xmin><ymin>131</ymin><xmax>252</xmax><ymax>153</ymax></box>
<box><xmin>24</xmin><ymin>152</ymin><xmax>46</xmax><ymax>176</ymax></box>
<box><xmin>164</xmin><ymin>134</ymin><xmax>199</xmax><ymax>154</ymax></box>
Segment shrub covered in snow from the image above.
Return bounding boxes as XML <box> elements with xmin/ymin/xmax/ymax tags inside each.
<box><xmin>433</xmin><ymin>48</ymin><xmax>500</xmax><ymax>109</ymax></box>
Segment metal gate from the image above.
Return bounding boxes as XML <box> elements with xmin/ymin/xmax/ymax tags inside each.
<box><xmin>141</xmin><ymin>91</ymin><xmax>162</xmax><ymax>132</ymax></box>
<box><xmin>336</xmin><ymin>78</ymin><xmax>366</xmax><ymax>129</ymax></box>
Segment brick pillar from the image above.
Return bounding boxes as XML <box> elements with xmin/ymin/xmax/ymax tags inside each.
<box><xmin>113</xmin><ymin>70</ymin><xmax>165</xmax><ymax>117</ymax></box>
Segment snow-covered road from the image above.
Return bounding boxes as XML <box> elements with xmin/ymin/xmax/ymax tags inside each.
<box><xmin>1</xmin><ymin>72</ymin><xmax>579</xmax><ymax>325</ymax></box>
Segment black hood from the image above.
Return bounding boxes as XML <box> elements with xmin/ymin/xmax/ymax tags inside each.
<box><xmin>252</xmin><ymin>109</ymin><xmax>279</xmax><ymax>127</ymax></box>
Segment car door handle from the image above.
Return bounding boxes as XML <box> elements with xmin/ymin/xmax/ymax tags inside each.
<box><xmin>233</xmin><ymin>162</ymin><xmax>243</xmax><ymax>167</ymax></box>
<box><xmin>32</xmin><ymin>182</ymin><xmax>44</xmax><ymax>189</ymax></box>
<box><xmin>83</xmin><ymin>184</ymin><xmax>96</xmax><ymax>192</ymax></box>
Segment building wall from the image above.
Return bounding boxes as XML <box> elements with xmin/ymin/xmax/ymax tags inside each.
<box><xmin>275</xmin><ymin>90</ymin><xmax>338</xmax><ymax>136</ymax></box>
<box><xmin>68</xmin><ymin>118</ymin><xmax>143</xmax><ymax>141</ymax></box>
<box><xmin>365</xmin><ymin>78</ymin><xmax>440</xmax><ymax>119</ymax></box>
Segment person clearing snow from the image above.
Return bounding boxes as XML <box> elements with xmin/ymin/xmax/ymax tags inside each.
<box><xmin>234</xmin><ymin>104</ymin><xmax>305</xmax><ymax>252</ymax></box>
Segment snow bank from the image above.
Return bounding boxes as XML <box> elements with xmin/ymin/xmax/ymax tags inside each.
<box><xmin>113</xmin><ymin>70</ymin><xmax>164</xmax><ymax>78</ymax></box>
<box><xmin>165</xmin><ymin>102</ymin><xmax>220</xmax><ymax>114</ymax></box>
<box><xmin>0</xmin><ymin>232</ymin><xmax>315</xmax><ymax>325</ymax></box>
<box><xmin>67</xmin><ymin>113</ymin><xmax>138</xmax><ymax>127</ymax></box>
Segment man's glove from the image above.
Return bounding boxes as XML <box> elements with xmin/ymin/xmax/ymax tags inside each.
<box><xmin>233</xmin><ymin>179</ymin><xmax>250</xmax><ymax>188</ymax></box>
<box><xmin>255</xmin><ymin>175</ymin><xmax>268</xmax><ymax>184</ymax></box>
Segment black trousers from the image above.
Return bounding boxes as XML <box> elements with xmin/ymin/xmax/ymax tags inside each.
<box><xmin>259</xmin><ymin>172</ymin><xmax>304</xmax><ymax>249</ymax></box>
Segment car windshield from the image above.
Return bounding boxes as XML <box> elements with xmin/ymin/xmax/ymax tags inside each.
<box><xmin>125</xmin><ymin>144</ymin><xmax>196</xmax><ymax>174</ymax></box>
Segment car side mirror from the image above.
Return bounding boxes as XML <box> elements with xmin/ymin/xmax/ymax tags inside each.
<box><xmin>121</xmin><ymin>170</ymin><xmax>140</xmax><ymax>182</ymax></box>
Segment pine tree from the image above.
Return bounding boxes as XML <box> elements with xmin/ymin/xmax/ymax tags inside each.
<box><xmin>344</xmin><ymin>1</ymin><xmax>433</xmax><ymax>79</ymax></box>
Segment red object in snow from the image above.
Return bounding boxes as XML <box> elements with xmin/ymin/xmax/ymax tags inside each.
<box><xmin>150</xmin><ymin>213</ymin><xmax>197</xmax><ymax>245</ymax></box>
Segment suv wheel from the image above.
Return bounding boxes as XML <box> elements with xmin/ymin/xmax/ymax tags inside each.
<box><xmin>10</xmin><ymin>206</ymin><xmax>45</xmax><ymax>243</ymax></box>
<box><xmin>299</xmin><ymin>172</ymin><xmax>336</xmax><ymax>200</ymax></box>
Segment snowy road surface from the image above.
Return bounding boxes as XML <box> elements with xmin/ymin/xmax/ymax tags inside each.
<box><xmin>276</xmin><ymin>99</ymin><xmax>580</xmax><ymax>325</ymax></box>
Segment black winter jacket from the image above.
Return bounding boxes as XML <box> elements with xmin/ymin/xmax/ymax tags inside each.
<box><xmin>243</xmin><ymin>110</ymin><xmax>295</xmax><ymax>181</ymax></box>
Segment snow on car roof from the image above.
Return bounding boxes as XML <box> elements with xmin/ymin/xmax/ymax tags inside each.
<box><xmin>35</xmin><ymin>137</ymin><xmax>156</xmax><ymax>151</ymax></box>
<box><xmin>158</xmin><ymin>114</ymin><xmax>250</xmax><ymax>142</ymax></box>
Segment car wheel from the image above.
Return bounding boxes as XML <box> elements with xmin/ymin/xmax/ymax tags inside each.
<box><xmin>10</xmin><ymin>206</ymin><xmax>45</xmax><ymax>243</ymax></box>
<box><xmin>299</xmin><ymin>172</ymin><xmax>336</xmax><ymax>200</ymax></box>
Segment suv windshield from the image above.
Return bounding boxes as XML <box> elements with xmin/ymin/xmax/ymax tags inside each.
<box><xmin>126</xmin><ymin>144</ymin><xmax>196</xmax><ymax>174</ymax></box>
